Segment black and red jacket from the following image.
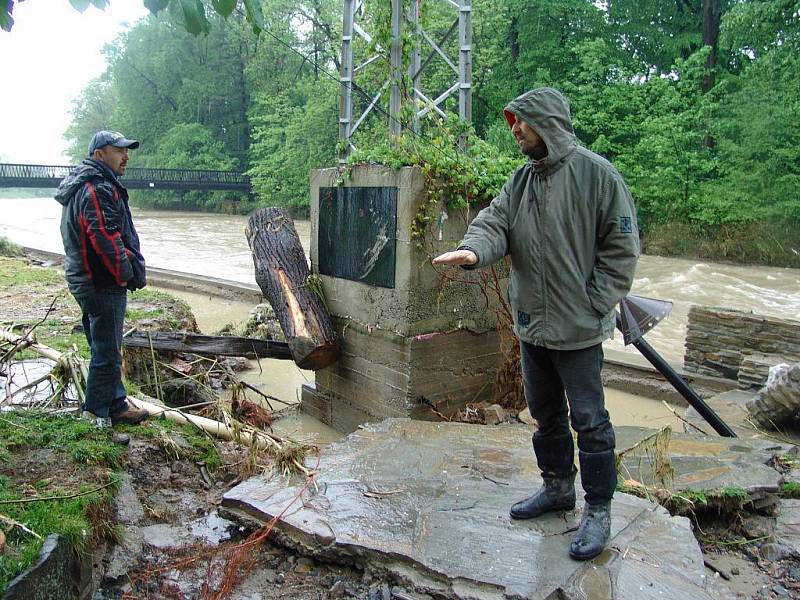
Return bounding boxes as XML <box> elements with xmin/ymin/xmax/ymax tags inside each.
<box><xmin>55</xmin><ymin>158</ymin><xmax>146</xmax><ymax>298</ymax></box>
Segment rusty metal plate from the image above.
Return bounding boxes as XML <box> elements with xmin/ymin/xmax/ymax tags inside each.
<box><xmin>318</xmin><ymin>186</ymin><xmax>397</xmax><ymax>288</ymax></box>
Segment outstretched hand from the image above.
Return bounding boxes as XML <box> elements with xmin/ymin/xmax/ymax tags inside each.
<box><xmin>431</xmin><ymin>249</ymin><xmax>478</xmax><ymax>266</ymax></box>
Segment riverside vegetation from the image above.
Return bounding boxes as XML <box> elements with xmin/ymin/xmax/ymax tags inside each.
<box><xmin>48</xmin><ymin>0</ymin><xmax>799</xmax><ymax>268</ymax></box>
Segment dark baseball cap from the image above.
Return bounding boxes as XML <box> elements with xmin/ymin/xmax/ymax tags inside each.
<box><xmin>88</xmin><ymin>130</ymin><xmax>140</xmax><ymax>156</ymax></box>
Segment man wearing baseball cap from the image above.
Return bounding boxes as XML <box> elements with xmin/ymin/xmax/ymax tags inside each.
<box><xmin>55</xmin><ymin>130</ymin><xmax>150</xmax><ymax>445</ymax></box>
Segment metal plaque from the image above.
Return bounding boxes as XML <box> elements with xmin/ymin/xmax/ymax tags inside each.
<box><xmin>318</xmin><ymin>186</ymin><xmax>397</xmax><ymax>288</ymax></box>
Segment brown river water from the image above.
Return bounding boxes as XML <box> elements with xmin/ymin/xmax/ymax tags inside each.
<box><xmin>3</xmin><ymin>197</ymin><xmax>799</xmax><ymax>436</ymax></box>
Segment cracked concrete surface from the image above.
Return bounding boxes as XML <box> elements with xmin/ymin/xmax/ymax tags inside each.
<box><xmin>220</xmin><ymin>419</ymin><xmax>779</xmax><ymax>599</ymax></box>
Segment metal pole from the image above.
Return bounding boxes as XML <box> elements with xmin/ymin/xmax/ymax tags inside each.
<box><xmin>458</xmin><ymin>0</ymin><xmax>472</xmax><ymax>149</ymax></box>
<box><xmin>409</xmin><ymin>0</ymin><xmax>421</xmax><ymax>134</ymax></box>
<box><xmin>339</xmin><ymin>0</ymin><xmax>355</xmax><ymax>163</ymax></box>
<box><xmin>615</xmin><ymin>313</ymin><xmax>737</xmax><ymax>437</ymax></box>
<box><xmin>389</xmin><ymin>0</ymin><xmax>403</xmax><ymax>137</ymax></box>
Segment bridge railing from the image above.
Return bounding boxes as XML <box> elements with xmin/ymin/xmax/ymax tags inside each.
<box><xmin>0</xmin><ymin>163</ymin><xmax>251</xmax><ymax>192</ymax></box>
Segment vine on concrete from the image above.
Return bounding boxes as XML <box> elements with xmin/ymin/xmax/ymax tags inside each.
<box><xmin>346</xmin><ymin>116</ymin><xmax>520</xmax><ymax>250</ymax></box>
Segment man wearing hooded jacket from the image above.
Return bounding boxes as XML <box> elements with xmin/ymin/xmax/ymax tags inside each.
<box><xmin>56</xmin><ymin>131</ymin><xmax>150</xmax><ymax>444</ymax></box>
<box><xmin>433</xmin><ymin>88</ymin><xmax>639</xmax><ymax>560</ymax></box>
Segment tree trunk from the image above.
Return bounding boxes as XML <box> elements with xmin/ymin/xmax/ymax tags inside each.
<box><xmin>701</xmin><ymin>0</ymin><xmax>722</xmax><ymax>149</ymax></box>
<box><xmin>122</xmin><ymin>331</ymin><xmax>291</xmax><ymax>360</ymax></box>
<box><xmin>245</xmin><ymin>207</ymin><xmax>340</xmax><ymax>370</ymax></box>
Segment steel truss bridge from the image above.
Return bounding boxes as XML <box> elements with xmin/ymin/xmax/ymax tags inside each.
<box><xmin>0</xmin><ymin>163</ymin><xmax>250</xmax><ymax>192</ymax></box>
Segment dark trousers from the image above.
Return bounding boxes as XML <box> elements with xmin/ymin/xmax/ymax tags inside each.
<box><xmin>75</xmin><ymin>286</ymin><xmax>128</xmax><ymax>418</ymax></box>
<box><xmin>521</xmin><ymin>341</ymin><xmax>617</xmax><ymax>504</ymax></box>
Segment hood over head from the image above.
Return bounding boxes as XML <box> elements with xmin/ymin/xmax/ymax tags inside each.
<box><xmin>503</xmin><ymin>87</ymin><xmax>576</xmax><ymax>168</ymax></box>
<box><xmin>54</xmin><ymin>159</ymin><xmax>119</xmax><ymax>206</ymax></box>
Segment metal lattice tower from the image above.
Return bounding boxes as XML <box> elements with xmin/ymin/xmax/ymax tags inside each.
<box><xmin>339</xmin><ymin>0</ymin><xmax>472</xmax><ymax>163</ymax></box>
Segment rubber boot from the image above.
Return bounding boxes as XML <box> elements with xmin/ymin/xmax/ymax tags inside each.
<box><xmin>510</xmin><ymin>433</ymin><xmax>576</xmax><ymax>519</ymax></box>
<box><xmin>569</xmin><ymin>449</ymin><xmax>617</xmax><ymax>560</ymax></box>
<box><xmin>569</xmin><ymin>501</ymin><xmax>611</xmax><ymax>560</ymax></box>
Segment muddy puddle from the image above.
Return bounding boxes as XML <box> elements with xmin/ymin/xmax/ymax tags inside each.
<box><xmin>156</xmin><ymin>287</ymin><xmax>684</xmax><ymax>438</ymax></box>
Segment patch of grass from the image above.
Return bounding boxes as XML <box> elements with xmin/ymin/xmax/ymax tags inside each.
<box><xmin>0</xmin><ymin>236</ymin><xmax>22</xmax><ymax>257</ymax></box>
<box><xmin>642</xmin><ymin>220</ymin><xmax>800</xmax><ymax>268</ymax></box>
<box><xmin>0</xmin><ymin>257</ymin><xmax>62</xmax><ymax>289</ymax></box>
<box><xmin>0</xmin><ymin>412</ymin><xmax>122</xmax><ymax>594</ymax></box>
<box><xmin>116</xmin><ymin>418</ymin><xmax>221</xmax><ymax>470</ymax></box>
<box><xmin>0</xmin><ymin>412</ymin><xmax>126</xmax><ymax>469</ymax></box>
<box><xmin>180</xmin><ymin>423</ymin><xmax>222</xmax><ymax>471</ymax></box>
<box><xmin>779</xmin><ymin>481</ymin><xmax>800</xmax><ymax>499</ymax></box>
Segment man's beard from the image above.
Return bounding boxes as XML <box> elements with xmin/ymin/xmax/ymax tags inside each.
<box><xmin>526</xmin><ymin>143</ymin><xmax>547</xmax><ymax>161</ymax></box>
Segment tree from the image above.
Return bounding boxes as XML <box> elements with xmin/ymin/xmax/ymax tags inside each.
<box><xmin>1</xmin><ymin>0</ymin><xmax>265</xmax><ymax>34</ymax></box>
<box><xmin>64</xmin><ymin>77</ymin><xmax>117</xmax><ymax>162</ymax></box>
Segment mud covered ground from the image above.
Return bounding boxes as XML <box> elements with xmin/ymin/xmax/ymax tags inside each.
<box><xmin>2</xmin><ymin>253</ymin><xmax>799</xmax><ymax>599</ymax></box>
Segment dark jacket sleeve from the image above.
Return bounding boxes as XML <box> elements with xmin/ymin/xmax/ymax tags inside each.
<box><xmin>458</xmin><ymin>178</ymin><xmax>513</xmax><ymax>268</ymax></box>
<box><xmin>79</xmin><ymin>180</ymin><xmax>133</xmax><ymax>287</ymax></box>
<box><xmin>586</xmin><ymin>174</ymin><xmax>640</xmax><ymax>315</ymax></box>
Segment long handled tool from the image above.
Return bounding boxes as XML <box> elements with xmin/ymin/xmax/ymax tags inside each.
<box><xmin>616</xmin><ymin>295</ymin><xmax>736</xmax><ymax>437</ymax></box>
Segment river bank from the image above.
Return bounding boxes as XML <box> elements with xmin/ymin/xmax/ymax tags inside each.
<box><xmin>3</xmin><ymin>197</ymin><xmax>800</xmax><ymax>369</ymax></box>
<box><xmin>2</xmin><ymin>251</ymin><xmax>799</xmax><ymax>599</ymax></box>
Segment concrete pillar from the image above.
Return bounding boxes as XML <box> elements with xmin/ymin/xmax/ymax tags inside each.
<box><xmin>303</xmin><ymin>165</ymin><xmax>501</xmax><ymax>433</ymax></box>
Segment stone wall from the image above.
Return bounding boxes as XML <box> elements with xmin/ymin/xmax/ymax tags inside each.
<box><xmin>684</xmin><ymin>306</ymin><xmax>800</xmax><ymax>389</ymax></box>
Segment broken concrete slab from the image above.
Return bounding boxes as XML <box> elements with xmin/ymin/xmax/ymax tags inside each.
<box><xmin>223</xmin><ymin>419</ymin><xmax>737</xmax><ymax>600</ymax></box>
<box><xmin>775</xmin><ymin>499</ymin><xmax>800</xmax><ymax>558</ymax></box>
<box><xmin>615</xmin><ymin>425</ymin><xmax>787</xmax><ymax>494</ymax></box>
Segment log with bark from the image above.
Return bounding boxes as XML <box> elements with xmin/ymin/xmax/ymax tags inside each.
<box><xmin>246</xmin><ymin>207</ymin><xmax>340</xmax><ymax>370</ymax></box>
<box><xmin>122</xmin><ymin>330</ymin><xmax>292</xmax><ymax>360</ymax></box>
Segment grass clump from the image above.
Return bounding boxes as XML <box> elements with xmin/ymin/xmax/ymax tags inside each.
<box><xmin>0</xmin><ymin>412</ymin><xmax>126</xmax><ymax>470</ymax></box>
<box><xmin>0</xmin><ymin>411</ymin><xmax>123</xmax><ymax>594</ymax></box>
<box><xmin>0</xmin><ymin>257</ymin><xmax>61</xmax><ymax>289</ymax></box>
<box><xmin>0</xmin><ymin>236</ymin><xmax>22</xmax><ymax>257</ymax></box>
<box><xmin>779</xmin><ymin>481</ymin><xmax>800</xmax><ymax>499</ymax></box>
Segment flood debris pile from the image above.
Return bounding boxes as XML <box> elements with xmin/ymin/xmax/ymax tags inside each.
<box><xmin>0</xmin><ymin>259</ymin><xmax>329</xmax><ymax>597</ymax></box>
<box><xmin>235</xmin><ymin>303</ymin><xmax>287</xmax><ymax>342</ymax></box>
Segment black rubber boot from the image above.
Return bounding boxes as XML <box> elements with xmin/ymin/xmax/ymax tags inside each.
<box><xmin>569</xmin><ymin>501</ymin><xmax>611</xmax><ymax>560</ymax></box>
<box><xmin>510</xmin><ymin>468</ymin><xmax>576</xmax><ymax>519</ymax></box>
<box><xmin>569</xmin><ymin>449</ymin><xmax>617</xmax><ymax>559</ymax></box>
<box><xmin>510</xmin><ymin>433</ymin><xmax>576</xmax><ymax>519</ymax></box>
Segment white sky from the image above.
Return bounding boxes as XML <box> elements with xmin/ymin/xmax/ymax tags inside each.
<box><xmin>0</xmin><ymin>1</ymin><xmax>149</xmax><ymax>164</ymax></box>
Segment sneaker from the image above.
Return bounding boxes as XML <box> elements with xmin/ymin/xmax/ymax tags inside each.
<box><xmin>94</xmin><ymin>417</ymin><xmax>130</xmax><ymax>445</ymax></box>
<box><xmin>110</xmin><ymin>403</ymin><xmax>150</xmax><ymax>426</ymax></box>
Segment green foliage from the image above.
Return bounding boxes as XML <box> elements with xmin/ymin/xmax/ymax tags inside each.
<box><xmin>248</xmin><ymin>77</ymin><xmax>340</xmax><ymax>208</ymax></box>
<box><xmin>347</xmin><ymin>116</ymin><xmax>521</xmax><ymax>246</ymax></box>
<box><xmin>0</xmin><ymin>412</ymin><xmax>120</xmax><ymax>594</ymax></box>
<box><xmin>2</xmin><ymin>1</ymin><xmax>267</xmax><ymax>35</ymax></box>
<box><xmin>780</xmin><ymin>482</ymin><xmax>800</xmax><ymax>499</ymax></box>
<box><xmin>0</xmin><ymin>236</ymin><xmax>21</xmax><ymax>258</ymax></box>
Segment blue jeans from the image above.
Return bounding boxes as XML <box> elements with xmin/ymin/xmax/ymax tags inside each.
<box><xmin>521</xmin><ymin>342</ymin><xmax>615</xmax><ymax>454</ymax></box>
<box><xmin>75</xmin><ymin>286</ymin><xmax>128</xmax><ymax>418</ymax></box>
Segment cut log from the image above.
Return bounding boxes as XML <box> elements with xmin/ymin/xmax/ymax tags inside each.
<box><xmin>122</xmin><ymin>330</ymin><xmax>291</xmax><ymax>360</ymax></box>
<box><xmin>246</xmin><ymin>207</ymin><xmax>340</xmax><ymax>370</ymax></box>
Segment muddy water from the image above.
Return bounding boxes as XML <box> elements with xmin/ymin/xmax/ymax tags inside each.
<box><xmin>163</xmin><ymin>288</ymin><xmax>683</xmax><ymax>431</ymax></box>
<box><xmin>3</xmin><ymin>197</ymin><xmax>799</xmax><ymax>431</ymax></box>
<box><xmin>3</xmin><ymin>197</ymin><xmax>798</xmax><ymax>368</ymax></box>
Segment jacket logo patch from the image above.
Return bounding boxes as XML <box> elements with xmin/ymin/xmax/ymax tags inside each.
<box><xmin>517</xmin><ymin>310</ymin><xmax>530</xmax><ymax>327</ymax></box>
<box><xmin>619</xmin><ymin>216</ymin><xmax>633</xmax><ymax>234</ymax></box>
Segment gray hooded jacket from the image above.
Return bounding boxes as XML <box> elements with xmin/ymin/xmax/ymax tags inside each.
<box><xmin>460</xmin><ymin>88</ymin><xmax>639</xmax><ymax>350</ymax></box>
